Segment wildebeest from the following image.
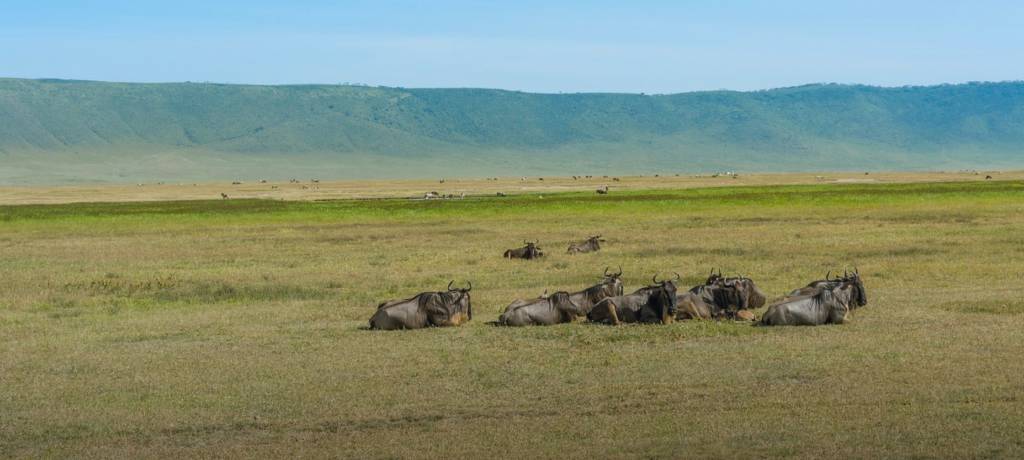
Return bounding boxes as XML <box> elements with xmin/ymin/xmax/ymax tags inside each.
<box><xmin>704</xmin><ymin>269</ymin><xmax>767</xmax><ymax>311</ymax></box>
<box><xmin>368</xmin><ymin>281</ymin><xmax>473</xmax><ymax>330</ymax></box>
<box><xmin>568</xmin><ymin>266</ymin><xmax>625</xmax><ymax>312</ymax></box>
<box><xmin>596</xmin><ymin>186</ymin><xmax>609</xmax><ymax>194</ymax></box>
<box><xmin>760</xmin><ymin>279</ymin><xmax>857</xmax><ymax>326</ymax></box>
<box><xmin>567</xmin><ymin>235</ymin><xmax>605</xmax><ymax>254</ymax></box>
<box><xmin>675</xmin><ymin>275</ymin><xmax>743</xmax><ymax>320</ymax></box>
<box><xmin>587</xmin><ymin>274</ymin><xmax>679</xmax><ymax>325</ymax></box>
<box><xmin>497</xmin><ymin>267</ymin><xmax>624</xmax><ymax>326</ymax></box>
<box><xmin>504</xmin><ymin>241</ymin><xmax>544</xmax><ymax>260</ymax></box>
<box><xmin>787</xmin><ymin>269</ymin><xmax>867</xmax><ymax>309</ymax></box>
<box><xmin>497</xmin><ymin>291</ymin><xmax>587</xmax><ymax>326</ymax></box>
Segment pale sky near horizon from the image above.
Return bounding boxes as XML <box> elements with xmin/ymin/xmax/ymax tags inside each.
<box><xmin>1</xmin><ymin>0</ymin><xmax>1022</xmax><ymax>93</ymax></box>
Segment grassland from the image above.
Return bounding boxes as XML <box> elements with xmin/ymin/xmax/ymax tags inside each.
<box><xmin>1</xmin><ymin>178</ymin><xmax>1023</xmax><ymax>458</ymax></box>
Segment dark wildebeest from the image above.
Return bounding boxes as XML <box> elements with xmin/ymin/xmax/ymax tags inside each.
<box><xmin>587</xmin><ymin>274</ymin><xmax>679</xmax><ymax>325</ymax></box>
<box><xmin>760</xmin><ymin>279</ymin><xmax>858</xmax><ymax>326</ymax></box>
<box><xmin>497</xmin><ymin>267</ymin><xmax>624</xmax><ymax>326</ymax></box>
<box><xmin>596</xmin><ymin>186</ymin><xmax>609</xmax><ymax>194</ymax></box>
<box><xmin>220</xmin><ymin>193</ymin><xmax>229</xmax><ymax>199</ymax></box>
<box><xmin>787</xmin><ymin>269</ymin><xmax>867</xmax><ymax>309</ymax></box>
<box><xmin>504</xmin><ymin>241</ymin><xmax>544</xmax><ymax>260</ymax></box>
<box><xmin>368</xmin><ymin>281</ymin><xmax>473</xmax><ymax>330</ymax></box>
<box><xmin>675</xmin><ymin>275</ymin><xmax>743</xmax><ymax>320</ymax></box>
<box><xmin>567</xmin><ymin>235</ymin><xmax>605</xmax><ymax>254</ymax></box>
<box><xmin>703</xmin><ymin>269</ymin><xmax>768</xmax><ymax>311</ymax></box>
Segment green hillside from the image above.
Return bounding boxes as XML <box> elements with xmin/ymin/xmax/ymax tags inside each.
<box><xmin>1</xmin><ymin>78</ymin><xmax>1023</xmax><ymax>184</ymax></box>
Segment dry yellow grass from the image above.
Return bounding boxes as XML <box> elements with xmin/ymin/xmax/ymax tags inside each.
<box><xmin>1</xmin><ymin>178</ymin><xmax>1023</xmax><ymax>458</ymax></box>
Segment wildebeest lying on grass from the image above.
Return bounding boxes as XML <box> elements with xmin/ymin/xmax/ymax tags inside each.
<box><xmin>675</xmin><ymin>273</ymin><xmax>744</xmax><ymax>320</ymax></box>
<box><xmin>369</xmin><ymin>281</ymin><xmax>473</xmax><ymax>330</ymax></box>
<box><xmin>787</xmin><ymin>269</ymin><xmax>868</xmax><ymax>309</ymax></box>
<box><xmin>497</xmin><ymin>291</ymin><xmax>587</xmax><ymax>326</ymax></box>
<box><xmin>691</xmin><ymin>269</ymin><xmax>767</xmax><ymax>321</ymax></box>
<box><xmin>497</xmin><ymin>267</ymin><xmax>624</xmax><ymax>326</ymax></box>
<box><xmin>587</xmin><ymin>274</ymin><xmax>679</xmax><ymax>325</ymax></box>
<box><xmin>567</xmin><ymin>235</ymin><xmax>605</xmax><ymax>254</ymax></box>
<box><xmin>760</xmin><ymin>278</ymin><xmax>858</xmax><ymax>326</ymax></box>
<box><xmin>504</xmin><ymin>240</ymin><xmax>544</xmax><ymax>259</ymax></box>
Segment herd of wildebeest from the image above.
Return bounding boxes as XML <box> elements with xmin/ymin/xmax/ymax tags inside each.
<box><xmin>368</xmin><ymin>236</ymin><xmax>868</xmax><ymax>330</ymax></box>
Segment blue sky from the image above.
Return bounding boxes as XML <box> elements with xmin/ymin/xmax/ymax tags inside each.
<box><xmin>1</xmin><ymin>0</ymin><xmax>1021</xmax><ymax>93</ymax></box>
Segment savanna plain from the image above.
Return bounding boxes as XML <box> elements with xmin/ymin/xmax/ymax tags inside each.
<box><xmin>1</xmin><ymin>177</ymin><xmax>1023</xmax><ymax>458</ymax></box>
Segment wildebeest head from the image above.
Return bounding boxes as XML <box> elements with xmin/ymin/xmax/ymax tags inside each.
<box><xmin>445</xmin><ymin>280</ymin><xmax>473</xmax><ymax>321</ymax></box>
<box><xmin>845</xmin><ymin>268</ymin><xmax>867</xmax><ymax>308</ymax></box>
<box><xmin>650</xmin><ymin>273</ymin><xmax>681</xmax><ymax>319</ymax></box>
<box><xmin>602</xmin><ymin>266</ymin><xmax>625</xmax><ymax>296</ymax></box>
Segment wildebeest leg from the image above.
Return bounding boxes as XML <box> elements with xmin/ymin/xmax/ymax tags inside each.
<box><xmin>604</xmin><ymin>302</ymin><xmax>621</xmax><ymax>325</ymax></box>
<box><xmin>828</xmin><ymin>305</ymin><xmax>849</xmax><ymax>324</ymax></box>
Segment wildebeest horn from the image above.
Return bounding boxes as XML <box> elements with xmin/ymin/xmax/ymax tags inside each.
<box><xmin>604</xmin><ymin>266</ymin><xmax>611</xmax><ymax>276</ymax></box>
<box><xmin>652</xmin><ymin>274</ymin><xmax>660</xmax><ymax>284</ymax></box>
<box><xmin>616</xmin><ymin>265</ymin><xmax>622</xmax><ymax>276</ymax></box>
<box><xmin>464</xmin><ymin>281</ymin><xmax>472</xmax><ymax>292</ymax></box>
<box><xmin>673</xmin><ymin>272</ymin><xmax>681</xmax><ymax>281</ymax></box>
<box><xmin>826</xmin><ymin>270</ymin><xmax>832</xmax><ymax>280</ymax></box>
<box><xmin>709</xmin><ymin>268</ymin><xmax>714</xmax><ymax>277</ymax></box>
<box><xmin>448</xmin><ymin>280</ymin><xmax>455</xmax><ymax>291</ymax></box>
<box><xmin>855</xmin><ymin>267</ymin><xmax>859</xmax><ymax>275</ymax></box>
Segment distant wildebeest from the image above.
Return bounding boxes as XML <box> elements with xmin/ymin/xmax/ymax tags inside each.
<box><xmin>760</xmin><ymin>278</ymin><xmax>858</xmax><ymax>326</ymax></box>
<box><xmin>496</xmin><ymin>192</ymin><xmax>507</xmax><ymax>197</ymax></box>
<box><xmin>311</xmin><ymin>179</ymin><xmax>320</xmax><ymax>183</ymax></box>
<box><xmin>232</xmin><ymin>181</ymin><xmax>242</xmax><ymax>185</ymax></box>
<box><xmin>259</xmin><ymin>179</ymin><xmax>267</xmax><ymax>183</ymax></box>
<box><xmin>986</xmin><ymin>175</ymin><xmax>993</xmax><ymax>180</ymax></box>
<box><xmin>787</xmin><ymin>269</ymin><xmax>867</xmax><ymax>309</ymax></box>
<box><xmin>424</xmin><ymin>191</ymin><xmax>441</xmax><ymax>200</ymax></box>
<box><xmin>504</xmin><ymin>241</ymin><xmax>543</xmax><ymax>260</ymax></box>
<box><xmin>567</xmin><ymin>235</ymin><xmax>605</xmax><ymax>254</ymax></box>
<box><xmin>587</xmin><ymin>273</ymin><xmax>679</xmax><ymax>325</ymax></box>
<box><xmin>368</xmin><ymin>281</ymin><xmax>473</xmax><ymax>330</ymax></box>
<box><xmin>612</xmin><ymin>177</ymin><xmax>620</xmax><ymax>182</ymax></box>
<box><xmin>596</xmin><ymin>186</ymin><xmax>609</xmax><ymax>194</ymax></box>
<box><xmin>220</xmin><ymin>193</ymin><xmax>229</xmax><ymax>199</ymax></box>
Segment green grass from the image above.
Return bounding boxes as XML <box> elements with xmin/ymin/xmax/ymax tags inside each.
<box><xmin>2</xmin><ymin>180</ymin><xmax>1024</xmax><ymax>458</ymax></box>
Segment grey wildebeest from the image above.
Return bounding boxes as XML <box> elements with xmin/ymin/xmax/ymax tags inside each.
<box><xmin>497</xmin><ymin>291</ymin><xmax>587</xmax><ymax>326</ymax></box>
<box><xmin>596</xmin><ymin>186</ymin><xmax>609</xmax><ymax>194</ymax></box>
<box><xmin>675</xmin><ymin>271</ymin><xmax>746</xmax><ymax>320</ymax></box>
<box><xmin>496</xmin><ymin>267</ymin><xmax>624</xmax><ymax>326</ymax></box>
<box><xmin>368</xmin><ymin>281</ymin><xmax>473</xmax><ymax>330</ymax></box>
<box><xmin>787</xmin><ymin>269</ymin><xmax>867</xmax><ymax>309</ymax></box>
<box><xmin>567</xmin><ymin>235</ymin><xmax>605</xmax><ymax>254</ymax></box>
<box><xmin>504</xmin><ymin>241</ymin><xmax>544</xmax><ymax>260</ymax></box>
<box><xmin>587</xmin><ymin>274</ymin><xmax>679</xmax><ymax>325</ymax></box>
<box><xmin>760</xmin><ymin>278</ymin><xmax>858</xmax><ymax>326</ymax></box>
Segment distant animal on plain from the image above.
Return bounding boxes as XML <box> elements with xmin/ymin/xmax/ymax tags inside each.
<box><xmin>220</xmin><ymin>193</ymin><xmax>229</xmax><ymax>199</ymax></box>
<box><xmin>596</xmin><ymin>186</ymin><xmax>609</xmax><ymax>195</ymax></box>
<box><xmin>504</xmin><ymin>241</ymin><xmax>543</xmax><ymax>260</ymax></box>
<box><xmin>567</xmin><ymin>235</ymin><xmax>605</xmax><ymax>254</ymax></box>
<box><xmin>986</xmin><ymin>175</ymin><xmax>993</xmax><ymax>180</ymax></box>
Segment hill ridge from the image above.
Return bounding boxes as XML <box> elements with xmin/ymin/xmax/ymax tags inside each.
<box><xmin>1</xmin><ymin>78</ymin><xmax>1023</xmax><ymax>184</ymax></box>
